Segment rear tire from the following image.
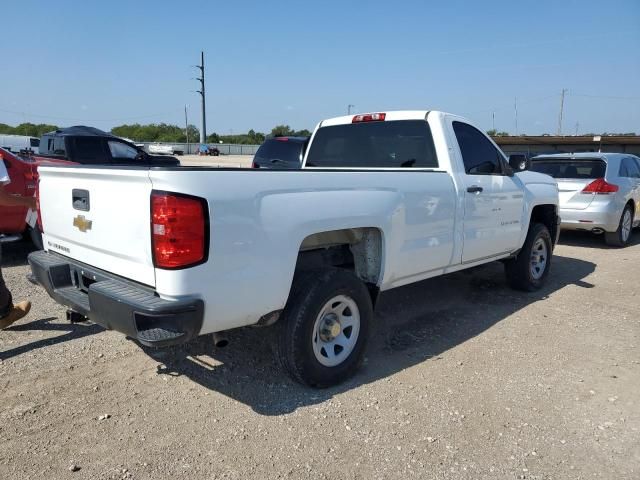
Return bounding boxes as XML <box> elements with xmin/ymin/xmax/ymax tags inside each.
<box><xmin>605</xmin><ymin>205</ymin><xmax>633</xmax><ymax>247</ymax></box>
<box><xmin>277</xmin><ymin>268</ymin><xmax>372</xmax><ymax>388</ymax></box>
<box><xmin>505</xmin><ymin>222</ymin><xmax>552</xmax><ymax>291</ymax></box>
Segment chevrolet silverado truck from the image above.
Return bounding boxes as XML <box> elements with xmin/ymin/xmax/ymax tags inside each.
<box><xmin>29</xmin><ymin>111</ymin><xmax>560</xmax><ymax>387</ymax></box>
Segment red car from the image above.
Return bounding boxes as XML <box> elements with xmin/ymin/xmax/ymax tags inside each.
<box><xmin>0</xmin><ymin>148</ymin><xmax>72</xmax><ymax>248</ymax></box>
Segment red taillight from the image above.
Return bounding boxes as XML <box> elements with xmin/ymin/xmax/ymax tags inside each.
<box><xmin>581</xmin><ymin>178</ymin><xmax>619</xmax><ymax>194</ymax></box>
<box><xmin>276</xmin><ymin>137</ymin><xmax>289</xmax><ymax>141</ymax></box>
<box><xmin>251</xmin><ymin>161</ymin><xmax>259</xmax><ymax>168</ymax></box>
<box><xmin>352</xmin><ymin>113</ymin><xmax>386</xmax><ymax>123</ymax></box>
<box><xmin>151</xmin><ymin>191</ymin><xmax>208</xmax><ymax>269</ymax></box>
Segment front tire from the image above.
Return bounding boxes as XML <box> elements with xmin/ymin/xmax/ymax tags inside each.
<box><xmin>605</xmin><ymin>205</ymin><xmax>633</xmax><ymax>247</ymax></box>
<box><xmin>505</xmin><ymin>222</ymin><xmax>552</xmax><ymax>291</ymax></box>
<box><xmin>277</xmin><ymin>268</ymin><xmax>373</xmax><ymax>388</ymax></box>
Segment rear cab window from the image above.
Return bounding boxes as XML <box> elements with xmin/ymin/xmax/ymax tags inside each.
<box><xmin>255</xmin><ymin>139</ymin><xmax>305</xmax><ymax>165</ymax></box>
<box><xmin>530</xmin><ymin>158</ymin><xmax>606</xmax><ymax>179</ymax></box>
<box><xmin>305</xmin><ymin>120</ymin><xmax>438</xmax><ymax>169</ymax></box>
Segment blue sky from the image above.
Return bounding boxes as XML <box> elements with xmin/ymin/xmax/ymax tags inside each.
<box><xmin>2</xmin><ymin>0</ymin><xmax>639</xmax><ymax>135</ymax></box>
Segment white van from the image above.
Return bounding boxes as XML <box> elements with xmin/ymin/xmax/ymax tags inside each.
<box><xmin>0</xmin><ymin>134</ymin><xmax>40</xmax><ymax>154</ymax></box>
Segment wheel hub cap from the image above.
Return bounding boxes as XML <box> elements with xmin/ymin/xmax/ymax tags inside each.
<box><xmin>530</xmin><ymin>237</ymin><xmax>548</xmax><ymax>280</ymax></box>
<box><xmin>319</xmin><ymin>314</ymin><xmax>341</xmax><ymax>342</ymax></box>
<box><xmin>312</xmin><ymin>295</ymin><xmax>361</xmax><ymax>367</ymax></box>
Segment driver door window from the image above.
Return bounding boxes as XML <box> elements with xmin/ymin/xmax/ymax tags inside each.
<box><xmin>108</xmin><ymin>141</ymin><xmax>140</xmax><ymax>163</ymax></box>
<box><xmin>453</xmin><ymin>121</ymin><xmax>504</xmax><ymax>174</ymax></box>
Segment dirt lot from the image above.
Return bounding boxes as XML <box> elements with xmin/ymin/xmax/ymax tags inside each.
<box><xmin>0</xmin><ymin>232</ymin><xmax>638</xmax><ymax>480</ymax></box>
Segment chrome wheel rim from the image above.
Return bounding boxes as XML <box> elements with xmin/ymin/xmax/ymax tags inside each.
<box><xmin>621</xmin><ymin>210</ymin><xmax>632</xmax><ymax>242</ymax></box>
<box><xmin>312</xmin><ymin>295</ymin><xmax>360</xmax><ymax>367</ymax></box>
<box><xmin>530</xmin><ymin>237</ymin><xmax>548</xmax><ymax>280</ymax></box>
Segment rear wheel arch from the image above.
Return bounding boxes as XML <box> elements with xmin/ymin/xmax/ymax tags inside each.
<box><xmin>294</xmin><ymin>227</ymin><xmax>384</xmax><ymax>304</ymax></box>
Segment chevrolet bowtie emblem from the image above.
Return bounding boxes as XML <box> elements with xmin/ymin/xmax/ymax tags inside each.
<box><xmin>73</xmin><ymin>215</ymin><xmax>93</xmax><ymax>232</ymax></box>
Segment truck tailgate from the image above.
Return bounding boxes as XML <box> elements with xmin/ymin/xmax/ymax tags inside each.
<box><xmin>38</xmin><ymin>167</ymin><xmax>155</xmax><ymax>287</ymax></box>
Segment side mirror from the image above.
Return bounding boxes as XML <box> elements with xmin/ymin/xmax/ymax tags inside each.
<box><xmin>508</xmin><ymin>154</ymin><xmax>531</xmax><ymax>172</ymax></box>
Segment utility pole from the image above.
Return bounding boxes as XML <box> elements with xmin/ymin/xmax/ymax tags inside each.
<box><xmin>557</xmin><ymin>88</ymin><xmax>567</xmax><ymax>136</ymax></box>
<box><xmin>492</xmin><ymin>111</ymin><xmax>495</xmax><ymax>131</ymax></box>
<box><xmin>184</xmin><ymin>105</ymin><xmax>189</xmax><ymax>150</ymax></box>
<box><xmin>514</xmin><ymin>98</ymin><xmax>518</xmax><ymax>135</ymax></box>
<box><xmin>348</xmin><ymin>104</ymin><xmax>355</xmax><ymax>115</ymax></box>
<box><xmin>194</xmin><ymin>51</ymin><xmax>207</xmax><ymax>144</ymax></box>
<box><xmin>574</xmin><ymin>121</ymin><xmax>579</xmax><ymax>136</ymax></box>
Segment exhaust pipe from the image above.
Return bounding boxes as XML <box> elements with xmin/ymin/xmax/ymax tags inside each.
<box><xmin>592</xmin><ymin>228</ymin><xmax>604</xmax><ymax>234</ymax></box>
<box><xmin>212</xmin><ymin>332</ymin><xmax>229</xmax><ymax>348</ymax></box>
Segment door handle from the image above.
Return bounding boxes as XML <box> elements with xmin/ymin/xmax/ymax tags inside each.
<box><xmin>467</xmin><ymin>186</ymin><xmax>483</xmax><ymax>193</ymax></box>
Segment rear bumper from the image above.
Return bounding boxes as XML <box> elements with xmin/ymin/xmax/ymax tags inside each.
<box><xmin>28</xmin><ymin>250</ymin><xmax>203</xmax><ymax>347</ymax></box>
<box><xmin>560</xmin><ymin>206</ymin><xmax>620</xmax><ymax>232</ymax></box>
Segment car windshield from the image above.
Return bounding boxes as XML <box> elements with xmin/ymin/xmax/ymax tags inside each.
<box><xmin>255</xmin><ymin>139</ymin><xmax>303</xmax><ymax>164</ymax></box>
<box><xmin>530</xmin><ymin>159</ymin><xmax>606</xmax><ymax>179</ymax></box>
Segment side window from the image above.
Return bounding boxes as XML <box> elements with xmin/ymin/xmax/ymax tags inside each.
<box><xmin>452</xmin><ymin>121</ymin><xmax>504</xmax><ymax>175</ymax></box>
<box><xmin>619</xmin><ymin>160</ymin><xmax>629</xmax><ymax>177</ymax></box>
<box><xmin>72</xmin><ymin>137</ymin><xmax>107</xmax><ymax>164</ymax></box>
<box><xmin>622</xmin><ymin>157</ymin><xmax>640</xmax><ymax>178</ymax></box>
<box><xmin>632</xmin><ymin>157</ymin><xmax>640</xmax><ymax>178</ymax></box>
<box><xmin>108</xmin><ymin>141</ymin><xmax>139</xmax><ymax>161</ymax></box>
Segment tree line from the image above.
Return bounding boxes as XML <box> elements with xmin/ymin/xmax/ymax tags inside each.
<box><xmin>0</xmin><ymin>122</ymin><xmax>635</xmax><ymax>143</ymax></box>
<box><xmin>0</xmin><ymin>122</ymin><xmax>59</xmax><ymax>138</ymax></box>
<box><xmin>0</xmin><ymin>122</ymin><xmax>312</xmax><ymax>145</ymax></box>
<box><xmin>110</xmin><ymin>124</ymin><xmax>311</xmax><ymax>144</ymax></box>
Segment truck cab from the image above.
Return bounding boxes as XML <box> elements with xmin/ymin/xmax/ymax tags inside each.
<box><xmin>36</xmin><ymin>126</ymin><xmax>180</xmax><ymax>166</ymax></box>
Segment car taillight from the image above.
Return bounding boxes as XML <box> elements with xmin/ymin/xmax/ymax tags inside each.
<box><xmin>581</xmin><ymin>178</ymin><xmax>619</xmax><ymax>194</ymax></box>
<box><xmin>151</xmin><ymin>191</ymin><xmax>208</xmax><ymax>269</ymax></box>
<box><xmin>352</xmin><ymin>113</ymin><xmax>386</xmax><ymax>123</ymax></box>
<box><xmin>251</xmin><ymin>161</ymin><xmax>259</xmax><ymax>168</ymax></box>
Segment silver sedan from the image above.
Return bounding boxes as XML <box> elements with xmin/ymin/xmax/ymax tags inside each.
<box><xmin>530</xmin><ymin>152</ymin><xmax>640</xmax><ymax>247</ymax></box>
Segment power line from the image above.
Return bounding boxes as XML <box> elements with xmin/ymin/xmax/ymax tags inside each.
<box><xmin>568</xmin><ymin>93</ymin><xmax>640</xmax><ymax>101</ymax></box>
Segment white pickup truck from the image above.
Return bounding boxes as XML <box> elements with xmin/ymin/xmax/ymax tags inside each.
<box><xmin>29</xmin><ymin>111</ymin><xmax>560</xmax><ymax>387</ymax></box>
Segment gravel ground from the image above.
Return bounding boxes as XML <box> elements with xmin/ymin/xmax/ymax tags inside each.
<box><xmin>0</xmin><ymin>232</ymin><xmax>638</xmax><ymax>480</ymax></box>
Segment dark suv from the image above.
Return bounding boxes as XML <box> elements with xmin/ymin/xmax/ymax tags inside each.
<box><xmin>36</xmin><ymin>126</ymin><xmax>180</xmax><ymax>166</ymax></box>
<box><xmin>252</xmin><ymin>136</ymin><xmax>310</xmax><ymax>169</ymax></box>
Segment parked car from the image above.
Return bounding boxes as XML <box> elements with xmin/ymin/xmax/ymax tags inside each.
<box><xmin>35</xmin><ymin>126</ymin><xmax>180</xmax><ymax>166</ymax></box>
<box><xmin>197</xmin><ymin>144</ymin><xmax>220</xmax><ymax>156</ymax></box>
<box><xmin>0</xmin><ymin>134</ymin><xmax>40</xmax><ymax>154</ymax></box>
<box><xmin>251</xmin><ymin>136</ymin><xmax>309</xmax><ymax>169</ymax></box>
<box><xmin>148</xmin><ymin>143</ymin><xmax>184</xmax><ymax>156</ymax></box>
<box><xmin>0</xmin><ymin>148</ymin><xmax>72</xmax><ymax>248</ymax></box>
<box><xmin>30</xmin><ymin>110</ymin><xmax>559</xmax><ymax>387</ymax></box>
<box><xmin>530</xmin><ymin>153</ymin><xmax>640</xmax><ymax>246</ymax></box>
